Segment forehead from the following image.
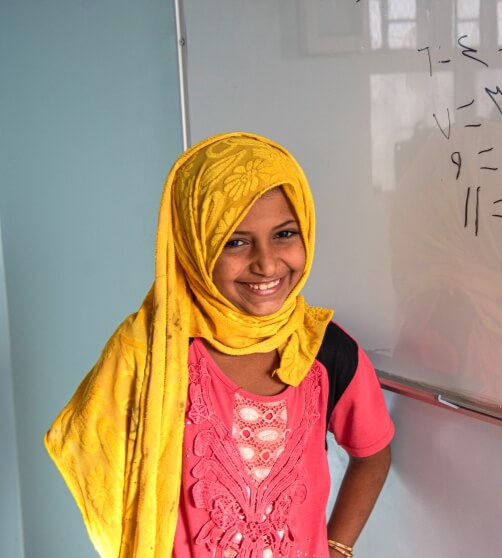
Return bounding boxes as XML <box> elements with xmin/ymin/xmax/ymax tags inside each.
<box><xmin>260</xmin><ymin>185</ymin><xmax>282</xmax><ymax>199</ymax></box>
<box><xmin>236</xmin><ymin>188</ymin><xmax>298</xmax><ymax>226</ymax></box>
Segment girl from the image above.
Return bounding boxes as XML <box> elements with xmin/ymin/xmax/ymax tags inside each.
<box><xmin>46</xmin><ymin>132</ymin><xmax>393</xmax><ymax>558</ymax></box>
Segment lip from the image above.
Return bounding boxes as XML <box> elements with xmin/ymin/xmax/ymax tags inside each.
<box><xmin>241</xmin><ymin>278</ymin><xmax>283</xmax><ymax>295</ymax></box>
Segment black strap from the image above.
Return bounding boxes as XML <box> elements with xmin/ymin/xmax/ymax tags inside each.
<box><xmin>315</xmin><ymin>321</ymin><xmax>359</xmax><ymax>434</ymax></box>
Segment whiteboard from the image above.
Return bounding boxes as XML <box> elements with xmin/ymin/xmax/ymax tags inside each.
<box><xmin>181</xmin><ymin>0</ymin><xmax>502</xmax><ymax>413</ymax></box>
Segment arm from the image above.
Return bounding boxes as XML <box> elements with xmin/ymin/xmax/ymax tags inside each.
<box><xmin>327</xmin><ymin>444</ymin><xmax>391</xmax><ymax>556</ymax></box>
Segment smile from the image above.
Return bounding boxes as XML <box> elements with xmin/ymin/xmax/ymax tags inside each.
<box><xmin>246</xmin><ymin>279</ymin><xmax>281</xmax><ymax>292</ymax></box>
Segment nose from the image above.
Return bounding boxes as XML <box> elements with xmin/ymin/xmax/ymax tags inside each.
<box><xmin>250</xmin><ymin>241</ymin><xmax>278</xmax><ymax>277</ymax></box>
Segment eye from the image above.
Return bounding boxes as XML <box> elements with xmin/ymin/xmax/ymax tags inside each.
<box><xmin>275</xmin><ymin>229</ymin><xmax>299</xmax><ymax>239</ymax></box>
<box><xmin>224</xmin><ymin>238</ymin><xmax>246</xmax><ymax>248</ymax></box>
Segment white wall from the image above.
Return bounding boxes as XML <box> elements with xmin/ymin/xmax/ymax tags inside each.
<box><xmin>0</xmin><ymin>1</ymin><xmax>182</xmax><ymax>556</ymax></box>
<box><xmin>329</xmin><ymin>392</ymin><xmax>502</xmax><ymax>557</ymax></box>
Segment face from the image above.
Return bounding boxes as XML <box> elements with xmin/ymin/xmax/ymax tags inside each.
<box><xmin>213</xmin><ymin>188</ymin><xmax>306</xmax><ymax>316</ymax></box>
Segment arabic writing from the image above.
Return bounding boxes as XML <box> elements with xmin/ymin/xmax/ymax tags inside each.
<box><xmin>419</xmin><ymin>35</ymin><xmax>502</xmax><ymax>236</ymax></box>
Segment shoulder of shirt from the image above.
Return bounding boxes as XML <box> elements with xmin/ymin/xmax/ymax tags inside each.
<box><xmin>319</xmin><ymin>320</ymin><xmax>360</xmax><ymax>361</ymax></box>
<box><xmin>318</xmin><ymin>321</ymin><xmax>361</xmax><ymax>414</ymax></box>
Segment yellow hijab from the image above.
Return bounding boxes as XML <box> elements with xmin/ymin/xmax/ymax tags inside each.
<box><xmin>46</xmin><ymin>132</ymin><xmax>332</xmax><ymax>558</ymax></box>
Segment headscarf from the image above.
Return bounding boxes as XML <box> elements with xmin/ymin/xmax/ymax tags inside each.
<box><xmin>45</xmin><ymin>132</ymin><xmax>333</xmax><ymax>558</ymax></box>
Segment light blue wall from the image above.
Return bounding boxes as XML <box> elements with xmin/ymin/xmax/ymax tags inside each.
<box><xmin>0</xmin><ymin>221</ymin><xmax>24</xmax><ymax>558</ymax></box>
<box><xmin>0</xmin><ymin>1</ymin><xmax>182</xmax><ymax>556</ymax></box>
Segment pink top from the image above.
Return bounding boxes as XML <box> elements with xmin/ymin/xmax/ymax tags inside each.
<box><xmin>173</xmin><ymin>337</ymin><xmax>394</xmax><ymax>557</ymax></box>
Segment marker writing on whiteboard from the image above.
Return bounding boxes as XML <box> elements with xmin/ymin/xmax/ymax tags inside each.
<box><xmin>418</xmin><ymin>34</ymin><xmax>502</xmax><ymax>236</ymax></box>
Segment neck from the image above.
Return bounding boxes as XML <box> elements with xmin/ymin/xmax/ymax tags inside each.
<box><xmin>202</xmin><ymin>341</ymin><xmax>288</xmax><ymax>396</ymax></box>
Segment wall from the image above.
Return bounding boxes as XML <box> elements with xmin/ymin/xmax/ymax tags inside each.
<box><xmin>0</xmin><ymin>222</ymin><xmax>24</xmax><ymax>558</ymax></box>
<box><xmin>0</xmin><ymin>1</ymin><xmax>182</xmax><ymax>556</ymax></box>
<box><xmin>328</xmin><ymin>391</ymin><xmax>502</xmax><ymax>557</ymax></box>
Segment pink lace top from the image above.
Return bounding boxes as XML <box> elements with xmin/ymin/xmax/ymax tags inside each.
<box><xmin>173</xmin><ymin>337</ymin><xmax>394</xmax><ymax>558</ymax></box>
<box><xmin>232</xmin><ymin>394</ymin><xmax>287</xmax><ymax>485</ymax></box>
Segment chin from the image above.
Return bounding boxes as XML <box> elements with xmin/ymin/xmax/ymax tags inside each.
<box><xmin>241</xmin><ymin>301</ymin><xmax>286</xmax><ymax>317</ymax></box>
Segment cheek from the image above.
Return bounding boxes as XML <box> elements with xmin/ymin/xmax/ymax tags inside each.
<box><xmin>292</xmin><ymin>243</ymin><xmax>307</xmax><ymax>273</ymax></box>
<box><xmin>213</xmin><ymin>256</ymin><xmax>238</xmax><ymax>288</ymax></box>
<box><xmin>212</xmin><ymin>267</ymin><xmax>224</xmax><ymax>293</ymax></box>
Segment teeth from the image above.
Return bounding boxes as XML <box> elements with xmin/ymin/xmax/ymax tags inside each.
<box><xmin>248</xmin><ymin>279</ymin><xmax>280</xmax><ymax>291</ymax></box>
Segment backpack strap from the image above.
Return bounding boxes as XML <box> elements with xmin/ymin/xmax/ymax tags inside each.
<box><xmin>315</xmin><ymin>321</ymin><xmax>359</xmax><ymax>435</ymax></box>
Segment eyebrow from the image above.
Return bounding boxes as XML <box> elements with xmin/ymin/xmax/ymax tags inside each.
<box><xmin>231</xmin><ymin>219</ymin><xmax>299</xmax><ymax>235</ymax></box>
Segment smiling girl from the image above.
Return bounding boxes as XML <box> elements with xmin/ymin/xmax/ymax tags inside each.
<box><xmin>46</xmin><ymin>132</ymin><xmax>393</xmax><ymax>558</ymax></box>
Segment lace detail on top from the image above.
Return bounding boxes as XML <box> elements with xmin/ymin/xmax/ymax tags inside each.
<box><xmin>186</xmin><ymin>352</ymin><xmax>323</xmax><ymax>558</ymax></box>
<box><xmin>232</xmin><ymin>394</ymin><xmax>287</xmax><ymax>485</ymax></box>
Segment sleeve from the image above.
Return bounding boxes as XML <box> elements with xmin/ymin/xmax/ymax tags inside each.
<box><xmin>328</xmin><ymin>346</ymin><xmax>394</xmax><ymax>458</ymax></box>
<box><xmin>44</xmin><ymin>321</ymin><xmax>146</xmax><ymax>558</ymax></box>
